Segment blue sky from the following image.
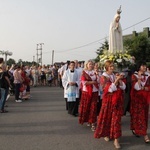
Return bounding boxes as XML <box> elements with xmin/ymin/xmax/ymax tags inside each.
<box><xmin>0</xmin><ymin>0</ymin><xmax>150</xmax><ymax>65</ymax></box>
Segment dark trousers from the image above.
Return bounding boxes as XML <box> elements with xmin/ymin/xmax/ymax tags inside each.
<box><xmin>0</xmin><ymin>88</ymin><xmax>6</xmax><ymax>110</ymax></box>
<box><xmin>124</xmin><ymin>75</ymin><xmax>131</xmax><ymax>115</ymax></box>
<box><xmin>97</xmin><ymin>96</ymin><xmax>102</xmax><ymax>116</ymax></box>
<box><xmin>124</xmin><ymin>89</ymin><xmax>131</xmax><ymax>115</ymax></box>
<box><xmin>65</xmin><ymin>98</ymin><xmax>68</xmax><ymax>110</ymax></box>
<box><xmin>59</xmin><ymin>78</ymin><xmax>63</xmax><ymax>87</ymax></box>
<box><xmin>124</xmin><ymin>95</ymin><xmax>130</xmax><ymax>115</ymax></box>
<box><xmin>26</xmin><ymin>85</ymin><xmax>30</xmax><ymax>92</ymax></box>
<box><xmin>15</xmin><ymin>83</ymin><xmax>21</xmax><ymax>100</ymax></box>
<box><xmin>68</xmin><ymin>98</ymin><xmax>79</xmax><ymax>116</ymax></box>
<box><xmin>1</xmin><ymin>88</ymin><xmax>9</xmax><ymax>110</ymax></box>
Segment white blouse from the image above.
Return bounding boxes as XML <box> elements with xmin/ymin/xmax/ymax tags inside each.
<box><xmin>102</xmin><ymin>72</ymin><xmax>126</xmax><ymax>93</ymax></box>
<box><xmin>133</xmin><ymin>72</ymin><xmax>149</xmax><ymax>90</ymax></box>
<box><xmin>82</xmin><ymin>70</ymin><xmax>99</xmax><ymax>92</ymax></box>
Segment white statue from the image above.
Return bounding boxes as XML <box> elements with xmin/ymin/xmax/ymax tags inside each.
<box><xmin>109</xmin><ymin>6</ymin><xmax>123</xmax><ymax>54</ymax></box>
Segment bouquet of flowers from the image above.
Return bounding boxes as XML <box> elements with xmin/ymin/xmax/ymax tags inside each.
<box><xmin>99</xmin><ymin>50</ymin><xmax>135</xmax><ymax>71</ymax></box>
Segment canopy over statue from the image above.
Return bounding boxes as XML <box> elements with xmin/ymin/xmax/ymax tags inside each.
<box><xmin>109</xmin><ymin>6</ymin><xmax>123</xmax><ymax>54</ymax></box>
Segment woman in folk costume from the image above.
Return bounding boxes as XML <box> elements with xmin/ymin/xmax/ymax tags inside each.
<box><xmin>109</xmin><ymin>6</ymin><xmax>123</xmax><ymax>54</ymax></box>
<box><xmin>62</xmin><ymin>61</ymin><xmax>79</xmax><ymax>117</ymax></box>
<box><xmin>79</xmin><ymin>60</ymin><xmax>99</xmax><ymax>131</ymax></box>
<box><xmin>94</xmin><ymin>60</ymin><xmax>126</xmax><ymax>149</ymax></box>
<box><xmin>130</xmin><ymin>61</ymin><xmax>150</xmax><ymax>143</ymax></box>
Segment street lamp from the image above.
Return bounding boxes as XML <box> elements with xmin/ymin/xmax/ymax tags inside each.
<box><xmin>0</xmin><ymin>50</ymin><xmax>13</xmax><ymax>64</ymax></box>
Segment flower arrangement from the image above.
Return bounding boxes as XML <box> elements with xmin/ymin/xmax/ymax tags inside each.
<box><xmin>99</xmin><ymin>50</ymin><xmax>135</xmax><ymax>71</ymax></box>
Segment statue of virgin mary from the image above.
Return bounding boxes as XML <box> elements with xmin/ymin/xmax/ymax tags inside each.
<box><xmin>109</xmin><ymin>6</ymin><xmax>123</xmax><ymax>54</ymax></box>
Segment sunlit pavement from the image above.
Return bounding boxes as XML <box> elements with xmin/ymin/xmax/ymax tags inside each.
<box><xmin>0</xmin><ymin>86</ymin><xmax>150</xmax><ymax>150</ymax></box>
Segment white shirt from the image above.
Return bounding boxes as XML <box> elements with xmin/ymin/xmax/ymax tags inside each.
<box><xmin>102</xmin><ymin>72</ymin><xmax>126</xmax><ymax>92</ymax></box>
<box><xmin>133</xmin><ymin>72</ymin><xmax>149</xmax><ymax>90</ymax></box>
<box><xmin>82</xmin><ymin>70</ymin><xmax>99</xmax><ymax>92</ymax></box>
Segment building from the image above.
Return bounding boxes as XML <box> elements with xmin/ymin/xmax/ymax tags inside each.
<box><xmin>123</xmin><ymin>27</ymin><xmax>150</xmax><ymax>40</ymax></box>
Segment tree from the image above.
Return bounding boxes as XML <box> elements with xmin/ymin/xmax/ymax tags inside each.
<box><xmin>17</xmin><ymin>59</ymin><xmax>23</xmax><ymax>65</ymax></box>
<box><xmin>7</xmin><ymin>58</ymin><xmax>16</xmax><ymax>66</ymax></box>
<box><xmin>95</xmin><ymin>39</ymin><xmax>109</xmax><ymax>62</ymax></box>
<box><xmin>124</xmin><ymin>33</ymin><xmax>150</xmax><ymax>63</ymax></box>
<box><xmin>17</xmin><ymin>59</ymin><xmax>39</xmax><ymax>66</ymax></box>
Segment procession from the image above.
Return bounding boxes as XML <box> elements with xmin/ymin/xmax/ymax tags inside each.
<box><xmin>0</xmin><ymin>1</ymin><xmax>150</xmax><ymax>150</ymax></box>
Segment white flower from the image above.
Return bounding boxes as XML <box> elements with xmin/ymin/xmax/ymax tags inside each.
<box><xmin>123</xmin><ymin>57</ymin><xmax>129</xmax><ymax>61</ymax></box>
<box><xmin>116</xmin><ymin>59</ymin><xmax>122</xmax><ymax>63</ymax></box>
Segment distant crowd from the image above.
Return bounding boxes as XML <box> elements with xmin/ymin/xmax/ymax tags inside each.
<box><xmin>0</xmin><ymin>58</ymin><xmax>79</xmax><ymax>113</ymax></box>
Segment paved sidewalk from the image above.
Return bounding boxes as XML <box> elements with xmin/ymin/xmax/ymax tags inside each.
<box><xmin>0</xmin><ymin>86</ymin><xmax>150</xmax><ymax>150</ymax></box>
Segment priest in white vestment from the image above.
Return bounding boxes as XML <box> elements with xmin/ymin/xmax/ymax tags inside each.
<box><xmin>62</xmin><ymin>61</ymin><xmax>80</xmax><ymax>116</ymax></box>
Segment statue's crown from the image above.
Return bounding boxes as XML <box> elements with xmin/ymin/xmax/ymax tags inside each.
<box><xmin>117</xmin><ymin>5</ymin><xmax>122</xmax><ymax>14</ymax></box>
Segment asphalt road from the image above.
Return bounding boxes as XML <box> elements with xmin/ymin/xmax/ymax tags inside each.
<box><xmin>0</xmin><ymin>86</ymin><xmax>150</xmax><ymax>150</ymax></box>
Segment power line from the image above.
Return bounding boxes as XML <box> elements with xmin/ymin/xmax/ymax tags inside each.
<box><xmin>42</xmin><ymin>38</ymin><xmax>105</xmax><ymax>55</ymax></box>
<box><xmin>55</xmin><ymin>37</ymin><xmax>106</xmax><ymax>53</ymax></box>
<box><xmin>42</xmin><ymin>16</ymin><xmax>150</xmax><ymax>54</ymax></box>
<box><xmin>123</xmin><ymin>17</ymin><xmax>150</xmax><ymax>31</ymax></box>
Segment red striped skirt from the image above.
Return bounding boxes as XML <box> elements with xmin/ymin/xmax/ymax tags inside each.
<box><xmin>94</xmin><ymin>94</ymin><xmax>123</xmax><ymax>139</ymax></box>
<box><xmin>79</xmin><ymin>91</ymin><xmax>98</xmax><ymax>124</ymax></box>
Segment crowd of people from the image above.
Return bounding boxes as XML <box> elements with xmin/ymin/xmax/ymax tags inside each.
<box><xmin>61</xmin><ymin>59</ymin><xmax>150</xmax><ymax>149</ymax></box>
<box><xmin>0</xmin><ymin>58</ymin><xmax>66</xmax><ymax>113</ymax></box>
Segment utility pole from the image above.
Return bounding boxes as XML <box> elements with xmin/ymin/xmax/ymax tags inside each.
<box><xmin>39</xmin><ymin>43</ymin><xmax>44</xmax><ymax>66</ymax></box>
<box><xmin>52</xmin><ymin>50</ymin><xmax>54</xmax><ymax>65</ymax></box>
<box><xmin>36</xmin><ymin>44</ymin><xmax>39</xmax><ymax>64</ymax></box>
<box><xmin>33</xmin><ymin>56</ymin><xmax>35</xmax><ymax>62</ymax></box>
<box><xmin>36</xmin><ymin>43</ymin><xmax>44</xmax><ymax>66</ymax></box>
<box><xmin>0</xmin><ymin>50</ymin><xmax>13</xmax><ymax>64</ymax></box>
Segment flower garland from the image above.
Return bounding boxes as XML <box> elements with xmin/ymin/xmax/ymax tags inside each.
<box><xmin>99</xmin><ymin>50</ymin><xmax>135</xmax><ymax>71</ymax></box>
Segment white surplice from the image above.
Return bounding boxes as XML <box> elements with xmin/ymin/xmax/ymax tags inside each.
<box><xmin>62</xmin><ymin>69</ymin><xmax>79</xmax><ymax>101</ymax></box>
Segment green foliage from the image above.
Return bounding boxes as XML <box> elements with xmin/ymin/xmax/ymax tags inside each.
<box><xmin>124</xmin><ymin>33</ymin><xmax>150</xmax><ymax>63</ymax></box>
<box><xmin>17</xmin><ymin>60</ymin><xmax>39</xmax><ymax>66</ymax></box>
<box><xmin>95</xmin><ymin>39</ymin><xmax>109</xmax><ymax>62</ymax></box>
<box><xmin>7</xmin><ymin>58</ymin><xmax>16</xmax><ymax>66</ymax></box>
<box><xmin>5</xmin><ymin>57</ymin><xmax>40</xmax><ymax>67</ymax></box>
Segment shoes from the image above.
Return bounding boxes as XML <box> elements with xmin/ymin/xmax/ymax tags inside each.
<box><xmin>104</xmin><ymin>137</ymin><xmax>110</xmax><ymax>142</ymax></box>
<box><xmin>6</xmin><ymin>94</ymin><xmax>10</xmax><ymax>101</ymax></box>
<box><xmin>144</xmin><ymin>135</ymin><xmax>150</xmax><ymax>144</ymax></box>
<box><xmin>87</xmin><ymin>123</ymin><xmax>91</xmax><ymax>127</ymax></box>
<box><xmin>91</xmin><ymin>124</ymin><xmax>96</xmax><ymax>131</ymax></box>
<box><xmin>15</xmin><ymin>100</ymin><xmax>22</xmax><ymax>103</ymax></box>
<box><xmin>132</xmin><ymin>130</ymin><xmax>140</xmax><ymax>137</ymax></box>
<box><xmin>114</xmin><ymin>142</ymin><xmax>121</xmax><ymax>149</ymax></box>
<box><xmin>1</xmin><ymin>109</ymin><xmax>8</xmax><ymax>113</ymax></box>
<box><xmin>73</xmin><ymin>114</ymin><xmax>78</xmax><ymax>117</ymax></box>
<box><xmin>22</xmin><ymin>96</ymin><xmax>29</xmax><ymax>100</ymax></box>
<box><xmin>19</xmin><ymin>96</ymin><xmax>22</xmax><ymax>99</ymax></box>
